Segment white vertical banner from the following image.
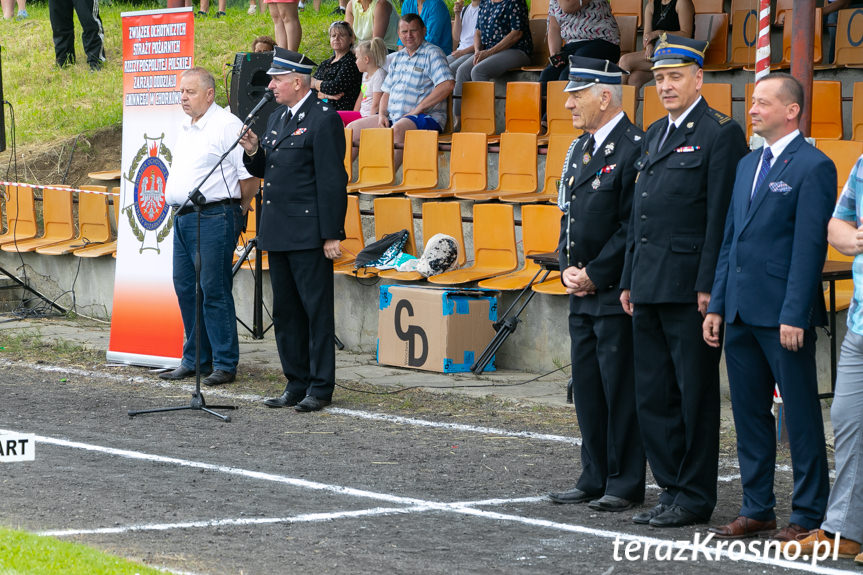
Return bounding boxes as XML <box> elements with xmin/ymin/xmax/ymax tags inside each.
<box><xmin>107</xmin><ymin>7</ymin><xmax>194</xmax><ymax>367</ymax></box>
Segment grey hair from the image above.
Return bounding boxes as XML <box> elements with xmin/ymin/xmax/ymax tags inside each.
<box><xmin>181</xmin><ymin>67</ymin><xmax>216</xmax><ymax>92</ymax></box>
<box><xmin>588</xmin><ymin>83</ymin><xmax>622</xmax><ymax>108</ymax></box>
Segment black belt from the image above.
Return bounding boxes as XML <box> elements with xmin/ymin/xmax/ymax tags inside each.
<box><xmin>175</xmin><ymin>198</ymin><xmax>237</xmax><ymax>217</ymax></box>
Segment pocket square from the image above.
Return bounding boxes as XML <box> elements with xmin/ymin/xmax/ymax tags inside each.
<box><xmin>768</xmin><ymin>181</ymin><xmax>792</xmax><ymax>193</ymax></box>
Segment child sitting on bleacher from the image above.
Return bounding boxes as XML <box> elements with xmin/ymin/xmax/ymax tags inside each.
<box><xmin>338</xmin><ymin>38</ymin><xmax>388</xmax><ymax>126</ymax></box>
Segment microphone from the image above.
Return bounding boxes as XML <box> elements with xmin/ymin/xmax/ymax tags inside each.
<box><xmin>244</xmin><ymin>90</ymin><xmax>274</xmax><ymax>123</ymax></box>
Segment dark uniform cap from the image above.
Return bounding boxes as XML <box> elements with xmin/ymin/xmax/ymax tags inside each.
<box><xmin>564</xmin><ymin>55</ymin><xmax>627</xmax><ymax>92</ymax></box>
<box><xmin>650</xmin><ymin>33</ymin><xmax>708</xmax><ymax>69</ymax></box>
<box><xmin>267</xmin><ymin>47</ymin><xmax>317</xmax><ymax>75</ymax></box>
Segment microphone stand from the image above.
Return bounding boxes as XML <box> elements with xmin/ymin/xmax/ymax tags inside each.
<box><xmin>129</xmin><ymin>110</ymin><xmax>265</xmax><ymax>423</ymax></box>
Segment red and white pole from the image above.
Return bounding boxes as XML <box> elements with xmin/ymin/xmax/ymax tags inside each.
<box><xmin>754</xmin><ymin>0</ymin><xmax>771</xmax><ymax>82</ymax></box>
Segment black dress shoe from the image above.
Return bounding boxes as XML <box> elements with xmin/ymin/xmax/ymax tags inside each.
<box><xmin>294</xmin><ymin>396</ymin><xmax>331</xmax><ymax>412</ymax></box>
<box><xmin>649</xmin><ymin>504</ymin><xmax>704</xmax><ymax>528</ymax></box>
<box><xmin>159</xmin><ymin>365</ymin><xmax>210</xmax><ymax>380</ymax></box>
<box><xmin>264</xmin><ymin>391</ymin><xmax>305</xmax><ymax>408</ymax></box>
<box><xmin>548</xmin><ymin>488</ymin><xmax>599</xmax><ymax>504</ymax></box>
<box><xmin>588</xmin><ymin>494</ymin><xmax>639</xmax><ymax>512</ymax></box>
<box><xmin>202</xmin><ymin>370</ymin><xmax>236</xmax><ymax>386</ymax></box>
<box><xmin>633</xmin><ymin>503</ymin><xmax>668</xmax><ymax>524</ymax></box>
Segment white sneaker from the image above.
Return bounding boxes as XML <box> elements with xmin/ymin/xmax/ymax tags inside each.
<box><xmin>247</xmin><ymin>3</ymin><xmax>257</xmax><ymax>14</ymax></box>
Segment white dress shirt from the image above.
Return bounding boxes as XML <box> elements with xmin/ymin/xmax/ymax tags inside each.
<box><xmin>164</xmin><ymin>102</ymin><xmax>252</xmax><ymax>207</ymax></box>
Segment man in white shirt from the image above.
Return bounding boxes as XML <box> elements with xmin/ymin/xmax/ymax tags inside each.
<box><xmin>160</xmin><ymin>67</ymin><xmax>258</xmax><ymax>386</ymax></box>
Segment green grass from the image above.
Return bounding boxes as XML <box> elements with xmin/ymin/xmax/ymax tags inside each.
<box><xmin>0</xmin><ymin>526</ymin><xmax>167</xmax><ymax>574</ymax></box>
<box><xmin>0</xmin><ymin>0</ymin><xmax>342</xmax><ymax>147</ymax></box>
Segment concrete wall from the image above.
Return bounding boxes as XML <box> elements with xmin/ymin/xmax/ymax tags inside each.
<box><xmin>0</xmin><ymin>249</ymin><xmax>846</xmax><ymax>397</ymax></box>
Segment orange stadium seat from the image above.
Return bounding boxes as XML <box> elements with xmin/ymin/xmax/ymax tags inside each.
<box><xmin>529</xmin><ymin>0</ymin><xmax>548</xmax><ymax>20</ymax></box>
<box><xmin>643</xmin><ymin>83</ymin><xmax>731</xmax><ymax>128</ymax></box>
<box><xmin>835</xmin><ymin>8</ymin><xmax>863</xmax><ymax>67</ymax></box>
<box><xmin>3</xmin><ymin>186</ymin><xmax>74</xmax><ymax>253</ymax></box>
<box><xmin>360</xmin><ymin>130</ymin><xmax>439</xmax><ymax>196</ymax></box>
<box><xmin>616</xmin><ymin>15</ymin><xmax>638</xmax><ymax>56</ymax></box>
<box><xmin>344</xmin><ymin>128</ymin><xmax>353</xmax><ymax>183</ymax></box>
<box><xmin>696</xmin><ymin>13</ymin><xmax>731</xmax><ymax>71</ymax></box>
<box><xmin>817</xmin><ymin>140</ymin><xmax>863</xmax><ymax>311</ymax></box>
<box><xmin>459</xmin><ymin>81</ymin><xmax>497</xmax><ymax>136</ymax></box>
<box><xmin>610</xmin><ymin>0</ymin><xmax>641</xmax><ymax>28</ymax></box>
<box><xmin>456</xmin><ymin>132</ymin><xmax>538</xmax><ymax>201</ymax></box>
<box><xmin>428</xmin><ymin>203</ymin><xmax>518</xmax><ymax>285</ymax></box>
<box><xmin>379</xmin><ymin>201</ymin><xmax>466</xmax><ymax>281</ymax></box>
<box><xmin>0</xmin><ymin>185</ymin><xmax>38</xmax><ymax>247</ymax></box>
<box><xmin>693</xmin><ymin>0</ymin><xmax>723</xmax><ymax>12</ymax></box>
<box><xmin>531</xmin><ymin>274</ymin><xmax>566</xmax><ymax>294</ymax></box>
<box><xmin>541</xmin><ymin>80</ymin><xmax>581</xmax><ymax>145</ymax></box>
<box><xmin>37</xmin><ymin>186</ymin><xmax>112</xmax><ymax>255</ymax></box>
<box><xmin>730</xmin><ymin>8</ymin><xmax>758</xmax><ymax>68</ymax></box>
<box><xmin>505</xmin><ymin>82</ymin><xmax>542</xmax><ymax>135</ymax></box>
<box><xmin>332</xmin><ymin>195</ymin><xmax>364</xmax><ymax>272</ymax></box>
<box><xmin>729</xmin><ymin>0</ymin><xmax>756</xmax><ymax>16</ymax></box>
<box><xmin>746</xmin><ymin>81</ymin><xmax>843</xmax><ymax>140</ymax></box>
<box><xmin>780</xmin><ymin>8</ymin><xmax>822</xmax><ymax>67</ymax></box>
<box><xmin>522</xmin><ymin>19</ymin><xmax>551</xmax><ymax>72</ymax></box>
<box><xmin>622</xmin><ymin>84</ymin><xmax>636</xmax><ymax>121</ymax></box>
<box><xmin>478</xmin><ymin>204</ymin><xmax>562</xmax><ymax>291</ymax></box>
<box><xmin>75</xmin><ymin>188</ymin><xmax>119</xmax><ymax>258</ymax></box>
<box><xmin>346</xmin><ymin>128</ymin><xmax>395</xmax><ymax>193</ymax></box>
<box><xmin>503</xmin><ymin>133</ymin><xmax>573</xmax><ymax>204</ymax></box>
<box><xmin>406</xmin><ymin>132</ymin><xmax>487</xmax><ymax>199</ymax></box>
<box><xmin>853</xmin><ymin>83</ymin><xmax>863</xmax><ymax>141</ymax></box>
<box><xmin>774</xmin><ymin>0</ymin><xmax>792</xmax><ymax>26</ymax></box>
<box><xmin>336</xmin><ymin>197</ymin><xmax>416</xmax><ymax>277</ymax></box>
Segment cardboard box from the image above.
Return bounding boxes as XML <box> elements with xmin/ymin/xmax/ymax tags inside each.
<box><xmin>377</xmin><ymin>285</ymin><xmax>498</xmax><ymax>373</ymax></box>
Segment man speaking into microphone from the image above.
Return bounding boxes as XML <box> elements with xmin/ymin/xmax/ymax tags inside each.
<box><xmin>240</xmin><ymin>48</ymin><xmax>348</xmax><ymax>413</ymax></box>
<box><xmin>160</xmin><ymin>67</ymin><xmax>259</xmax><ymax>386</ymax></box>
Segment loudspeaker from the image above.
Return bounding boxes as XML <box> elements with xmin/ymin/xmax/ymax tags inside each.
<box><xmin>0</xmin><ymin>46</ymin><xmax>5</xmax><ymax>153</ymax></box>
<box><xmin>230</xmin><ymin>52</ymin><xmax>279</xmax><ymax>139</ymax></box>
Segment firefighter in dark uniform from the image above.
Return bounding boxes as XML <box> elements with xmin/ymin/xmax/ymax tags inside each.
<box><xmin>239</xmin><ymin>48</ymin><xmax>348</xmax><ymax>413</ymax></box>
<box><xmin>619</xmin><ymin>34</ymin><xmax>748</xmax><ymax>527</ymax></box>
<box><xmin>547</xmin><ymin>56</ymin><xmax>646</xmax><ymax>512</ymax></box>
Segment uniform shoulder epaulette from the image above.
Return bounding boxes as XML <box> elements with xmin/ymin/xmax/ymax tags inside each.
<box><xmin>624</xmin><ymin>126</ymin><xmax>644</xmax><ymax>143</ymax></box>
<box><xmin>708</xmin><ymin>108</ymin><xmax>733</xmax><ymax>126</ymax></box>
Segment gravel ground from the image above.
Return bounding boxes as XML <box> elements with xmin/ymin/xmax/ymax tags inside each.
<box><xmin>0</xmin><ymin>361</ymin><xmax>850</xmax><ymax>575</ymax></box>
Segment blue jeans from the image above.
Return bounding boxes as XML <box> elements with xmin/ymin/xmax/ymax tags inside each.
<box><xmin>172</xmin><ymin>202</ymin><xmax>243</xmax><ymax>373</ymax></box>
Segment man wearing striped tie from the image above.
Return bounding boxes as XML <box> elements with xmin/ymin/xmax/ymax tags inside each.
<box><xmin>703</xmin><ymin>72</ymin><xmax>836</xmax><ymax>542</ymax></box>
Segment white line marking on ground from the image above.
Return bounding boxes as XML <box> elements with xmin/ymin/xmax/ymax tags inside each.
<box><xmin>0</xmin><ymin>361</ymin><xmax>812</xmax><ymax>478</ymax></box>
<box><xmin>39</xmin><ymin>506</ymin><xmax>431</xmax><ymax>537</ymax></box>
<box><xmin>13</xmin><ymin>429</ymin><xmax>855</xmax><ymax>575</ymax></box>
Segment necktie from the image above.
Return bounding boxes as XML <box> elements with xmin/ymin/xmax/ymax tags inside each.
<box><xmin>751</xmin><ymin>146</ymin><xmax>773</xmax><ymax>203</ymax></box>
<box><xmin>285</xmin><ymin>109</ymin><xmax>293</xmax><ymax>123</ymax></box>
<box><xmin>659</xmin><ymin>122</ymin><xmax>676</xmax><ymax>151</ymax></box>
<box><xmin>582</xmin><ymin>135</ymin><xmax>595</xmax><ymax>165</ymax></box>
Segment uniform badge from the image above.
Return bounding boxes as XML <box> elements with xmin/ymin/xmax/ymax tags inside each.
<box><xmin>582</xmin><ymin>152</ymin><xmax>591</xmax><ymax>165</ymax></box>
<box><xmin>292</xmin><ymin>128</ymin><xmax>307</xmax><ymax>136</ymax></box>
<box><xmin>674</xmin><ymin>146</ymin><xmax>701</xmax><ymax>153</ymax></box>
<box><xmin>591</xmin><ymin>177</ymin><xmax>601</xmax><ymax>189</ymax></box>
<box><xmin>297</xmin><ymin>112</ymin><xmax>306</xmax><ymax>122</ymax></box>
<box><xmin>634</xmin><ymin>135</ymin><xmax>642</xmax><ymax>141</ymax></box>
<box><xmin>604</xmin><ymin>142</ymin><xmax>615</xmax><ymax>156</ymax></box>
<box><xmin>686</xmin><ymin>122</ymin><xmax>694</xmax><ymax>129</ymax></box>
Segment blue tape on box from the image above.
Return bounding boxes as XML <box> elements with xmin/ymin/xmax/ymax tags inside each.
<box><xmin>379</xmin><ymin>285</ymin><xmax>392</xmax><ymax>310</ymax></box>
<box><xmin>443</xmin><ymin>350</ymin><xmax>494</xmax><ymax>373</ymax></box>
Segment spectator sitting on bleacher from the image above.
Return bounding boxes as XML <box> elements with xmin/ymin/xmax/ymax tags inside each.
<box><xmin>311</xmin><ymin>21</ymin><xmax>363</xmax><ymax>111</ymax></box>
<box><xmin>346</xmin><ymin>0</ymin><xmax>400</xmax><ymax>53</ymax></box>
<box><xmin>448</xmin><ymin>0</ymin><xmax>481</xmax><ymax>75</ymax></box>
<box><xmin>452</xmin><ymin>0</ymin><xmax>532</xmax><ymax>123</ymax></box>
<box><xmin>539</xmin><ymin>0</ymin><xmax>620</xmax><ymax>90</ymax></box>
<box><xmin>398</xmin><ymin>0</ymin><xmax>452</xmax><ymax>54</ymax></box>
<box><xmin>339</xmin><ymin>38</ymin><xmax>388</xmax><ymax>125</ymax></box>
<box><xmin>347</xmin><ymin>13</ymin><xmax>454</xmax><ymax>167</ymax></box>
<box><xmin>619</xmin><ymin>0</ymin><xmax>693</xmax><ymax>91</ymax></box>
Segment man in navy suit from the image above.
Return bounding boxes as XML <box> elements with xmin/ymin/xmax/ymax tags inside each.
<box><xmin>704</xmin><ymin>72</ymin><xmax>836</xmax><ymax>541</ymax></box>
